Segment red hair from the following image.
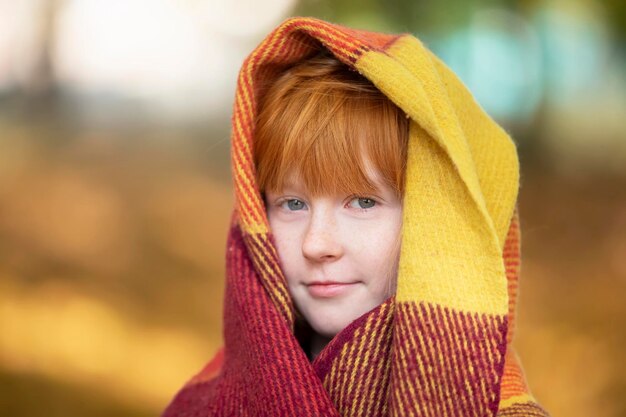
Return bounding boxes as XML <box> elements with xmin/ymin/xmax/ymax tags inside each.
<box><xmin>254</xmin><ymin>51</ymin><xmax>409</xmax><ymax>198</ymax></box>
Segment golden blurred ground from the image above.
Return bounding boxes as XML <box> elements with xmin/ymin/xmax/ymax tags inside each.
<box><xmin>0</xmin><ymin>118</ymin><xmax>625</xmax><ymax>416</ymax></box>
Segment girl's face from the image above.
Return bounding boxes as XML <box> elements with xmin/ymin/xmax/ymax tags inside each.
<box><xmin>265</xmin><ymin>170</ymin><xmax>402</xmax><ymax>338</ymax></box>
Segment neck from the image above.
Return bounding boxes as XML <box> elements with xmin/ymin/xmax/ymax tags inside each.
<box><xmin>294</xmin><ymin>317</ymin><xmax>334</xmax><ymax>361</ymax></box>
<box><xmin>309</xmin><ymin>332</ymin><xmax>333</xmax><ymax>361</ymax></box>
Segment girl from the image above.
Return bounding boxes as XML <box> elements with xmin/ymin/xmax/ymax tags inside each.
<box><xmin>163</xmin><ymin>17</ymin><xmax>550</xmax><ymax>417</ymax></box>
<box><xmin>255</xmin><ymin>50</ymin><xmax>407</xmax><ymax>361</ymax></box>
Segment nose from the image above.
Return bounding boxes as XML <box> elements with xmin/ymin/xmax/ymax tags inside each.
<box><xmin>301</xmin><ymin>207</ymin><xmax>343</xmax><ymax>262</ymax></box>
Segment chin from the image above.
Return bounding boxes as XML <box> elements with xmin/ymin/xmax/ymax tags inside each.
<box><xmin>306</xmin><ymin>313</ymin><xmax>353</xmax><ymax>338</ymax></box>
<box><xmin>311</xmin><ymin>322</ymin><xmax>343</xmax><ymax>338</ymax></box>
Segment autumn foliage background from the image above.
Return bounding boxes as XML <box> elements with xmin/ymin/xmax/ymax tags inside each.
<box><xmin>1</xmin><ymin>1</ymin><xmax>625</xmax><ymax>416</ymax></box>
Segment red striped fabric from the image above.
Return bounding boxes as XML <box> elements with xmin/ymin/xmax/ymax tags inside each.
<box><xmin>162</xmin><ymin>17</ymin><xmax>550</xmax><ymax>417</ymax></box>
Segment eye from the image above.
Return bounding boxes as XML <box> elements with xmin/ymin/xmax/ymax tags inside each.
<box><xmin>348</xmin><ymin>197</ymin><xmax>376</xmax><ymax>209</ymax></box>
<box><xmin>281</xmin><ymin>198</ymin><xmax>307</xmax><ymax>211</ymax></box>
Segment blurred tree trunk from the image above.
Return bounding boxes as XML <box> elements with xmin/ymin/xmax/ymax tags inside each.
<box><xmin>23</xmin><ymin>0</ymin><xmax>61</xmax><ymax>99</ymax></box>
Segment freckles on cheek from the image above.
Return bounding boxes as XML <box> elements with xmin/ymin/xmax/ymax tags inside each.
<box><xmin>356</xmin><ymin>223</ymin><xmax>390</xmax><ymax>248</ymax></box>
<box><xmin>271</xmin><ymin>225</ymin><xmax>302</xmax><ymax>259</ymax></box>
<box><xmin>276</xmin><ymin>235</ymin><xmax>296</xmax><ymax>257</ymax></box>
<box><xmin>271</xmin><ymin>227</ymin><xmax>305</xmax><ymax>287</ymax></box>
<box><xmin>357</xmin><ymin>220</ymin><xmax>401</xmax><ymax>258</ymax></box>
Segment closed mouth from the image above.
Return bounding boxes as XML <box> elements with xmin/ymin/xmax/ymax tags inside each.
<box><xmin>305</xmin><ymin>281</ymin><xmax>360</xmax><ymax>298</ymax></box>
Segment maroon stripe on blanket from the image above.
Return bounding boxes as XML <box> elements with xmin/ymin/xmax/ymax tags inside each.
<box><xmin>163</xmin><ymin>225</ymin><xmax>340</xmax><ymax>417</ymax></box>
<box><xmin>312</xmin><ymin>298</ymin><xmax>395</xmax><ymax>417</ymax></box>
<box><xmin>390</xmin><ymin>301</ymin><xmax>508</xmax><ymax>417</ymax></box>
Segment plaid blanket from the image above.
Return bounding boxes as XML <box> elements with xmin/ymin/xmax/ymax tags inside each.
<box><xmin>162</xmin><ymin>16</ymin><xmax>550</xmax><ymax>417</ymax></box>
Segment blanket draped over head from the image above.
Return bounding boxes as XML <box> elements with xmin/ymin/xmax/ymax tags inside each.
<box><xmin>163</xmin><ymin>17</ymin><xmax>550</xmax><ymax>417</ymax></box>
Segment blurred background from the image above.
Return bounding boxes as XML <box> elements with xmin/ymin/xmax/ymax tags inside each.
<box><xmin>0</xmin><ymin>0</ymin><xmax>624</xmax><ymax>416</ymax></box>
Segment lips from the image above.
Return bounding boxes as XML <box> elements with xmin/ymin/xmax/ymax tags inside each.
<box><xmin>306</xmin><ymin>281</ymin><xmax>360</xmax><ymax>298</ymax></box>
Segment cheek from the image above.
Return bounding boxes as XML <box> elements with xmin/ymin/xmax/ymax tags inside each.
<box><xmin>351</xmin><ymin>211</ymin><xmax>402</xmax><ymax>283</ymax></box>
<box><xmin>268</xmin><ymin>220</ymin><xmax>304</xmax><ymax>280</ymax></box>
<box><xmin>353</xmin><ymin>213</ymin><xmax>401</xmax><ymax>254</ymax></box>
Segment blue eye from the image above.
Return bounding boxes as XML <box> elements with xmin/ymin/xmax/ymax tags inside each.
<box><xmin>349</xmin><ymin>197</ymin><xmax>376</xmax><ymax>209</ymax></box>
<box><xmin>283</xmin><ymin>199</ymin><xmax>306</xmax><ymax>211</ymax></box>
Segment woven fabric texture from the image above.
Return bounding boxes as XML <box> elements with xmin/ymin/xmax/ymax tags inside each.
<box><xmin>162</xmin><ymin>16</ymin><xmax>550</xmax><ymax>417</ymax></box>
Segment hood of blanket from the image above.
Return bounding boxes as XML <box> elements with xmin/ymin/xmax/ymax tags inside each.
<box><xmin>228</xmin><ymin>17</ymin><xmax>521</xmax><ymax>415</ymax></box>
<box><xmin>230</xmin><ymin>15</ymin><xmax>519</xmax><ymax>322</ymax></box>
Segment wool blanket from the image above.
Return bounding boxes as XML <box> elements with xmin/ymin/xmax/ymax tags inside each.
<box><xmin>162</xmin><ymin>17</ymin><xmax>550</xmax><ymax>417</ymax></box>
